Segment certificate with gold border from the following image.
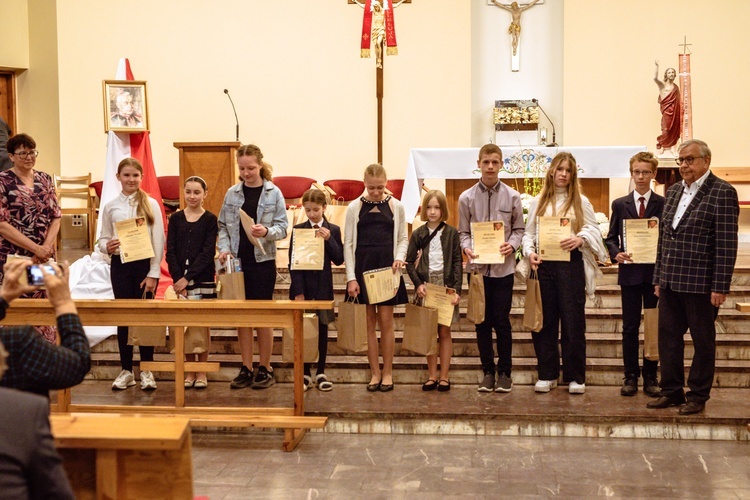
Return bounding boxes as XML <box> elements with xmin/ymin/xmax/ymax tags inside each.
<box><xmin>363</xmin><ymin>267</ymin><xmax>400</xmax><ymax>304</ymax></box>
<box><xmin>424</xmin><ymin>283</ymin><xmax>457</xmax><ymax>327</ymax></box>
<box><xmin>291</xmin><ymin>228</ymin><xmax>324</xmax><ymax>270</ymax></box>
<box><xmin>471</xmin><ymin>221</ymin><xmax>505</xmax><ymax>264</ymax></box>
<box><xmin>115</xmin><ymin>217</ymin><xmax>154</xmax><ymax>263</ymax></box>
<box><xmin>624</xmin><ymin>218</ymin><xmax>659</xmax><ymax>264</ymax></box>
<box><xmin>537</xmin><ymin>216</ymin><xmax>571</xmax><ymax>262</ymax></box>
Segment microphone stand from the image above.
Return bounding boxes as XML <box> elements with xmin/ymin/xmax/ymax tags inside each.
<box><xmin>532</xmin><ymin>98</ymin><xmax>557</xmax><ymax>147</ymax></box>
<box><xmin>224</xmin><ymin>89</ymin><xmax>239</xmax><ymax>142</ymax></box>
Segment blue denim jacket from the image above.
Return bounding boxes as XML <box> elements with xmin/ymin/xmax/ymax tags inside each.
<box><xmin>218</xmin><ymin>180</ymin><xmax>288</xmax><ymax>262</ymax></box>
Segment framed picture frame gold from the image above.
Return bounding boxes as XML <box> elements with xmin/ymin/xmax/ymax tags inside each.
<box><xmin>103</xmin><ymin>80</ymin><xmax>149</xmax><ymax>133</ymax></box>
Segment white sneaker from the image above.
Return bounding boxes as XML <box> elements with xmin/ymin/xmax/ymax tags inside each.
<box><xmin>112</xmin><ymin>369</ymin><xmax>135</xmax><ymax>390</ymax></box>
<box><xmin>569</xmin><ymin>381</ymin><xmax>586</xmax><ymax>394</ymax></box>
<box><xmin>534</xmin><ymin>379</ymin><xmax>558</xmax><ymax>393</ymax></box>
<box><xmin>140</xmin><ymin>370</ymin><xmax>157</xmax><ymax>390</ymax></box>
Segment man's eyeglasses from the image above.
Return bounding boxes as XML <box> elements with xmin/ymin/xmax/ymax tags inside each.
<box><xmin>12</xmin><ymin>150</ymin><xmax>39</xmax><ymax>159</ymax></box>
<box><xmin>675</xmin><ymin>156</ymin><xmax>704</xmax><ymax>166</ymax></box>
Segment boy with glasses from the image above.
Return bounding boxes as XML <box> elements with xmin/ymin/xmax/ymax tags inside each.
<box><xmin>605</xmin><ymin>152</ymin><xmax>664</xmax><ymax>397</ymax></box>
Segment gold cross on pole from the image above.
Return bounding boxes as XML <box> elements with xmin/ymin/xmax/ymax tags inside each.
<box><xmin>679</xmin><ymin>36</ymin><xmax>692</xmax><ymax>55</ymax></box>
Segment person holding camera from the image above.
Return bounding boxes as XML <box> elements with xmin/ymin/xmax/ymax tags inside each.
<box><xmin>0</xmin><ymin>258</ymin><xmax>90</xmax><ymax>396</ymax></box>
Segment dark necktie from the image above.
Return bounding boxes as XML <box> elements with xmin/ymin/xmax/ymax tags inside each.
<box><xmin>638</xmin><ymin>196</ymin><xmax>646</xmax><ymax>218</ymax></box>
<box><xmin>312</xmin><ymin>224</ymin><xmax>319</xmax><ymax>229</ymax></box>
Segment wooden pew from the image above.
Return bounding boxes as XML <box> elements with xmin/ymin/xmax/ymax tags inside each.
<box><xmin>3</xmin><ymin>299</ymin><xmax>331</xmax><ymax>451</ymax></box>
<box><xmin>51</xmin><ymin>414</ymin><xmax>193</xmax><ymax>499</ymax></box>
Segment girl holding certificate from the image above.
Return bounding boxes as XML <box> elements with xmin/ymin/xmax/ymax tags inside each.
<box><xmin>99</xmin><ymin>157</ymin><xmax>165</xmax><ymax>391</ymax></box>
<box><xmin>344</xmin><ymin>164</ymin><xmax>408</xmax><ymax>392</ymax></box>
<box><xmin>166</xmin><ymin>176</ymin><xmax>218</xmax><ymax>389</ymax></box>
<box><xmin>405</xmin><ymin>190</ymin><xmax>462</xmax><ymax>392</ymax></box>
<box><xmin>288</xmin><ymin>188</ymin><xmax>344</xmax><ymax>391</ymax></box>
<box><xmin>521</xmin><ymin>152</ymin><xmax>606</xmax><ymax>395</ymax></box>
<box><xmin>218</xmin><ymin>144</ymin><xmax>287</xmax><ymax>390</ymax></box>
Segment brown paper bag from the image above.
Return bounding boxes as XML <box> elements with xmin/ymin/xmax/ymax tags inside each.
<box><xmin>336</xmin><ymin>297</ymin><xmax>368</xmax><ymax>353</ymax></box>
<box><xmin>401</xmin><ymin>299</ymin><xmax>438</xmax><ymax>356</ymax></box>
<box><xmin>217</xmin><ymin>272</ymin><xmax>246</xmax><ymax>300</ymax></box>
<box><xmin>466</xmin><ymin>271</ymin><xmax>485</xmax><ymax>324</ymax></box>
<box><xmin>643</xmin><ymin>308</ymin><xmax>659</xmax><ymax>361</ymax></box>
<box><xmin>522</xmin><ymin>269</ymin><xmax>543</xmax><ymax>331</ymax></box>
<box><xmin>168</xmin><ymin>327</ymin><xmax>209</xmax><ymax>354</ymax></box>
<box><xmin>128</xmin><ymin>290</ymin><xmax>167</xmax><ymax>346</ymax></box>
<box><xmin>282</xmin><ymin>313</ymin><xmax>320</xmax><ymax>363</ymax></box>
<box><xmin>128</xmin><ymin>325</ymin><xmax>167</xmax><ymax>346</ymax></box>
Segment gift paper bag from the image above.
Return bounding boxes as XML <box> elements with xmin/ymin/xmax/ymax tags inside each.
<box><xmin>643</xmin><ymin>308</ymin><xmax>659</xmax><ymax>361</ymax></box>
<box><xmin>402</xmin><ymin>299</ymin><xmax>438</xmax><ymax>356</ymax></box>
<box><xmin>128</xmin><ymin>290</ymin><xmax>167</xmax><ymax>346</ymax></box>
<box><xmin>336</xmin><ymin>297</ymin><xmax>368</xmax><ymax>353</ymax></box>
<box><xmin>466</xmin><ymin>271</ymin><xmax>485</xmax><ymax>324</ymax></box>
<box><xmin>522</xmin><ymin>269</ymin><xmax>543</xmax><ymax>331</ymax></box>
<box><xmin>168</xmin><ymin>327</ymin><xmax>209</xmax><ymax>354</ymax></box>
<box><xmin>217</xmin><ymin>272</ymin><xmax>245</xmax><ymax>300</ymax></box>
<box><xmin>128</xmin><ymin>325</ymin><xmax>167</xmax><ymax>346</ymax></box>
<box><xmin>282</xmin><ymin>313</ymin><xmax>320</xmax><ymax>363</ymax></box>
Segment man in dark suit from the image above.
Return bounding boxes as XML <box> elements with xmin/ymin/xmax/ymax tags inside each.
<box><xmin>649</xmin><ymin>139</ymin><xmax>739</xmax><ymax>415</ymax></box>
<box><xmin>0</xmin><ymin>385</ymin><xmax>75</xmax><ymax>499</ymax></box>
<box><xmin>606</xmin><ymin>152</ymin><xmax>664</xmax><ymax>397</ymax></box>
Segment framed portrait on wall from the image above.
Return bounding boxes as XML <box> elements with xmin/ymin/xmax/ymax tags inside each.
<box><xmin>103</xmin><ymin>80</ymin><xmax>149</xmax><ymax>132</ymax></box>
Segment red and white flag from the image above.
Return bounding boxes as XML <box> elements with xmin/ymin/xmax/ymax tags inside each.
<box><xmin>98</xmin><ymin>58</ymin><xmax>171</xmax><ymax>297</ymax></box>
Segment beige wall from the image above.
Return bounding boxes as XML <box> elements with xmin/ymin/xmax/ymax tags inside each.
<box><xmin>49</xmin><ymin>0</ymin><xmax>470</xmax><ymax>184</ymax></box>
<box><xmin>563</xmin><ymin>0</ymin><xmax>750</xmax><ymax>167</ymax></box>
<box><xmin>0</xmin><ymin>0</ymin><xmax>29</xmax><ymax>70</ymax></box>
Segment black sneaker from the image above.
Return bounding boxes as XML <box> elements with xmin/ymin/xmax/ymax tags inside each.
<box><xmin>477</xmin><ymin>373</ymin><xmax>495</xmax><ymax>392</ymax></box>
<box><xmin>494</xmin><ymin>373</ymin><xmax>513</xmax><ymax>393</ymax></box>
<box><xmin>230</xmin><ymin>365</ymin><xmax>254</xmax><ymax>389</ymax></box>
<box><xmin>251</xmin><ymin>365</ymin><xmax>276</xmax><ymax>389</ymax></box>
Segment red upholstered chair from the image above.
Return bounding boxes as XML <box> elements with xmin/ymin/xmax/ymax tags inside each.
<box><xmin>323</xmin><ymin>179</ymin><xmax>365</xmax><ymax>204</ymax></box>
<box><xmin>385</xmin><ymin>179</ymin><xmax>405</xmax><ymax>200</ymax></box>
<box><xmin>272</xmin><ymin>176</ymin><xmax>322</xmax><ymax>207</ymax></box>
<box><xmin>157</xmin><ymin>175</ymin><xmax>181</xmax><ymax>216</ymax></box>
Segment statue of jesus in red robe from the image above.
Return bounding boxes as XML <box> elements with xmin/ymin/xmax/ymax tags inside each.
<box><xmin>654</xmin><ymin>61</ymin><xmax>682</xmax><ymax>156</ymax></box>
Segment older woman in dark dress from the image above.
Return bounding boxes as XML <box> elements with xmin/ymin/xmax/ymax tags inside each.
<box><xmin>0</xmin><ymin>134</ymin><xmax>61</xmax><ymax>342</ymax></box>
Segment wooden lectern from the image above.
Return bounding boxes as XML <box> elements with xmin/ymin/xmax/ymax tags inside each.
<box><xmin>173</xmin><ymin>142</ymin><xmax>240</xmax><ymax>216</ymax></box>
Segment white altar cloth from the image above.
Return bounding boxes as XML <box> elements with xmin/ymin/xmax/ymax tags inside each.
<box><xmin>402</xmin><ymin>146</ymin><xmax>646</xmax><ymax>220</ymax></box>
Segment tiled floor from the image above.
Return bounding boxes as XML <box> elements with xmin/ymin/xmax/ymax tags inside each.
<box><xmin>191</xmin><ymin>431</ymin><xmax>750</xmax><ymax>499</ymax></box>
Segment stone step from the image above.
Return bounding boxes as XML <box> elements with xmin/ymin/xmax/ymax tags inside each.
<box><xmin>90</xmin><ymin>329</ymin><xmax>750</xmax><ymax>362</ymax></box>
<box><xmin>85</xmin><ymin>352</ymin><xmax>750</xmax><ymax>388</ymax></box>
<box><xmin>273</xmin><ymin>284</ymin><xmax>750</xmax><ymax>310</ymax></box>
<box><xmin>276</xmin><ymin>264</ymin><xmax>750</xmax><ymax>288</ymax></box>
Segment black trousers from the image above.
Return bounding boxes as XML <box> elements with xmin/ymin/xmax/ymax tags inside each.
<box><xmin>111</xmin><ymin>255</ymin><xmax>156</xmax><ymax>372</ymax></box>
<box><xmin>475</xmin><ymin>274</ymin><xmax>514</xmax><ymax>376</ymax></box>
<box><xmin>658</xmin><ymin>287</ymin><xmax>718</xmax><ymax>403</ymax></box>
<box><xmin>534</xmin><ymin>251</ymin><xmax>586</xmax><ymax>384</ymax></box>
<box><xmin>304</xmin><ymin>321</ymin><xmax>329</xmax><ymax>376</ymax></box>
<box><xmin>620</xmin><ymin>283</ymin><xmax>659</xmax><ymax>379</ymax></box>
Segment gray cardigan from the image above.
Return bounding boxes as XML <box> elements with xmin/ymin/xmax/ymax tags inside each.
<box><xmin>405</xmin><ymin>223</ymin><xmax>463</xmax><ymax>292</ymax></box>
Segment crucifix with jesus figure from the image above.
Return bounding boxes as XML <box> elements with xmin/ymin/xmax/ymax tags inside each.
<box><xmin>350</xmin><ymin>0</ymin><xmax>410</xmax><ymax>163</ymax></box>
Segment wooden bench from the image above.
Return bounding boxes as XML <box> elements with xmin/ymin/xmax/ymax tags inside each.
<box><xmin>51</xmin><ymin>413</ymin><xmax>193</xmax><ymax>499</ymax></box>
<box><xmin>3</xmin><ymin>299</ymin><xmax>332</xmax><ymax>451</ymax></box>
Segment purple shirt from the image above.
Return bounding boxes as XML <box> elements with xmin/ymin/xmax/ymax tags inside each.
<box><xmin>458</xmin><ymin>180</ymin><xmax>525</xmax><ymax>278</ymax></box>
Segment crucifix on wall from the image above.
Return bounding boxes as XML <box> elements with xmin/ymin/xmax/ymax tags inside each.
<box><xmin>490</xmin><ymin>0</ymin><xmax>542</xmax><ymax>72</ymax></box>
<box><xmin>350</xmin><ymin>0</ymin><xmax>411</xmax><ymax>163</ymax></box>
